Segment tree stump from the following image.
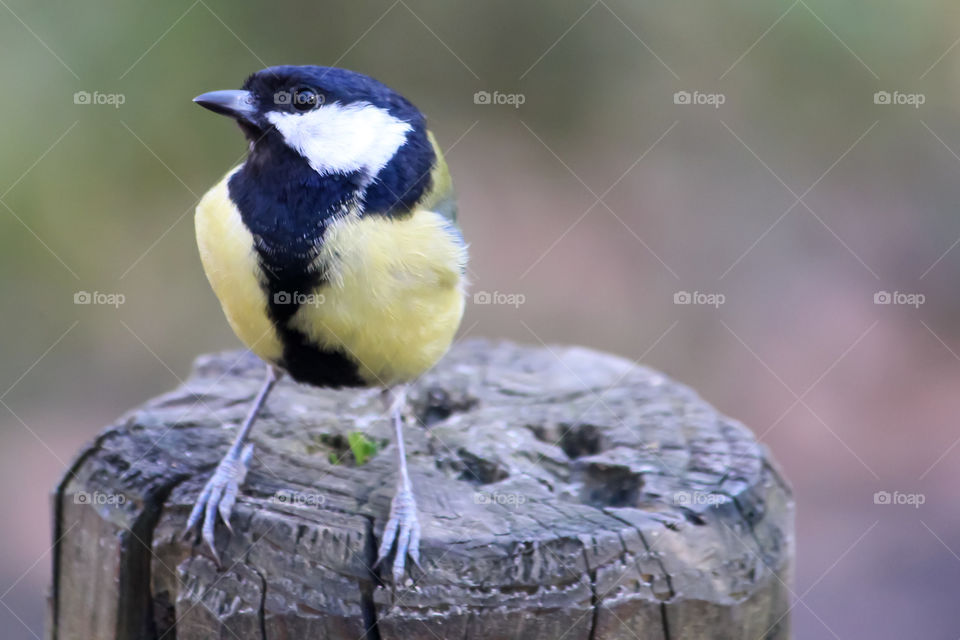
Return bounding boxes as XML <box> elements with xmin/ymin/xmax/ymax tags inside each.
<box><xmin>48</xmin><ymin>339</ymin><xmax>793</xmax><ymax>640</ymax></box>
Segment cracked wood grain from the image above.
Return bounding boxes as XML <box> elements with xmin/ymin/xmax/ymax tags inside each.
<box><xmin>48</xmin><ymin>339</ymin><xmax>794</xmax><ymax>640</ymax></box>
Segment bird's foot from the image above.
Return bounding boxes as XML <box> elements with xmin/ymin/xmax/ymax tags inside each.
<box><xmin>184</xmin><ymin>442</ymin><xmax>254</xmax><ymax>566</ymax></box>
<box><xmin>375</xmin><ymin>483</ymin><xmax>421</xmax><ymax>584</ymax></box>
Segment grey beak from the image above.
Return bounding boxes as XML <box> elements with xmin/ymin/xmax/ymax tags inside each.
<box><xmin>193</xmin><ymin>90</ymin><xmax>257</xmax><ymax>122</ymax></box>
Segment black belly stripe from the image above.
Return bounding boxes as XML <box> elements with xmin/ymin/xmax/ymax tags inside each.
<box><xmin>225</xmin><ymin>126</ymin><xmax>436</xmax><ymax>389</ymax></box>
<box><xmin>275</xmin><ymin>325</ymin><xmax>367</xmax><ymax>388</ymax></box>
<box><xmin>258</xmin><ymin>247</ymin><xmax>367</xmax><ymax>389</ymax></box>
<box><xmin>227</xmin><ymin>141</ymin><xmax>369</xmax><ymax>389</ymax></box>
<box><xmin>255</xmin><ymin>252</ymin><xmax>366</xmax><ymax>388</ymax></box>
<box><xmin>259</xmin><ymin>246</ymin><xmax>366</xmax><ymax>388</ymax></box>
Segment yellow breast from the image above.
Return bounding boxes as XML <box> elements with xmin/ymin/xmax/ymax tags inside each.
<box><xmin>290</xmin><ymin>209</ymin><xmax>467</xmax><ymax>386</ymax></box>
<box><xmin>194</xmin><ymin>167</ymin><xmax>467</xmax><ymax>387</ymax></box>
<box><xmin>195</xmin><ymin>168</ymin><xmax>284</xmax><ymax>364</ymax></box>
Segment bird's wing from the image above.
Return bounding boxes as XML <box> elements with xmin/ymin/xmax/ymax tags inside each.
<box><xmin>419</xmin><ymin>131</ymin><xmax>458</xmax><ymax>225</ymax></box>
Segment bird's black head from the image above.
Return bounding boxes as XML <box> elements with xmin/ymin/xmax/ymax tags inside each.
<box><xmin>195</xmin><ymin>65</ymin><xmax>434</xmax><ymax>206</ymax></box>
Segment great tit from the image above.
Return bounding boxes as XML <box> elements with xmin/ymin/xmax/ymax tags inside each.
<box><xmin>186</xmin><ymin>65</ymin><xmax>467</xmax><ymax>583</ymax></box>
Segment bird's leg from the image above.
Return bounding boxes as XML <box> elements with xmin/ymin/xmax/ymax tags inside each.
<box><xmin>375</xmin><ymin>384</ymin><xmax>422</xmax><ymax>583</ymax></box>
<box><xmin>185</xmin><ymin>363</ymin><xmax>281</xmax><ymax>565</ymax></box>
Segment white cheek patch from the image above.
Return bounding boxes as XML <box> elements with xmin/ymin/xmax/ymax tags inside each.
<box><xmin>267</xmin><ymin>102</ymin><xmax>413</xmax><ymax>178</ymax></box>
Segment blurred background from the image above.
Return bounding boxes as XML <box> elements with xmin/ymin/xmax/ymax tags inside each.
<box><xmin>1</xmin><ymin>1</ymin><xmax>959</xmax><ymax>637</ymax></box>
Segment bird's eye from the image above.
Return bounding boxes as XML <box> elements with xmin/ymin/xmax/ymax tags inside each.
<box><xmin>292</xmin><ymin>87</ymin><xmax>321</xmax><ymax>111</ymax></box>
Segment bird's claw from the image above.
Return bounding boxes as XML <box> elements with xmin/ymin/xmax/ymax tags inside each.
<box><xmin>375</xmin><ymin>484</ymin><xmax>421</xmax><ymax>584</ymax></box>
<box><xmin>184</xmin><ymin>443</ymin><xmax>254</xmax><ymax>566</ymax></box>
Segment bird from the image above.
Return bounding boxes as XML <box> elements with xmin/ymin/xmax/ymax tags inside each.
<box><xmin>185</xmin><ymin>65</ymin><xmax>467</xmax><ymax>583</ymax></box>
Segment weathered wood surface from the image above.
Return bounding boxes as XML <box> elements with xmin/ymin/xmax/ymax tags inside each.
<box><xmin>48</xmin><ymin>339</ymin><xmax>793</xmax><ymax>640</ymax></box>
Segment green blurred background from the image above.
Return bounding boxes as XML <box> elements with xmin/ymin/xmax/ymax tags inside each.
<box><xmin>2</xmin><ymin>1</ymin><xmax>960</xmax><ymax>637</ymax></box>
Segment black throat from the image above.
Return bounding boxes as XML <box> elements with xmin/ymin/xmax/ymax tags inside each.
<box><xmin>229</xmin><ymin>133</ymin><xmax>363</xmax><ymax>283</ymax></box>
<box><xmin>227</xmin><ymin>132</ymin><xmax>367</xmax><ymax>387</ymax></box>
